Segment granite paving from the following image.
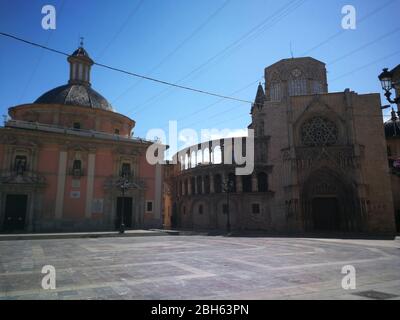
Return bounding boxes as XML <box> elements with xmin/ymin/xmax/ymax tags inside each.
<box><xmin>0</xmin><ymin>235</ymin><xmax>399</xmax><ymax>300</ymax></box>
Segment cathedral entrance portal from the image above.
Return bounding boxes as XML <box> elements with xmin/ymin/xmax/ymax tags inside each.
<box><xmin>302</xmin><ymin>169</ymin><xmax>362</xmax><ymax>232</ymax></box>
<box><xmin>312</xmin><ymin>197</ymin><xmax>340</xmax><ymax>231</ymax></box>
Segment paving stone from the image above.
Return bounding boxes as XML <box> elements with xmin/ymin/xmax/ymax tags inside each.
<box><xmin>0</xmin><ymin>236</ymin><xmax>399</xmax><ymax>299</ymax></box>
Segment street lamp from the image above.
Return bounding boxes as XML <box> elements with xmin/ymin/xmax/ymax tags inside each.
<box><xmin>379</xmin><ymin>68</ymin><xmax>400</xmax><ymax>105</ymax></box>
<box><xmin>222</xmin><ymin>177</ymin><xmax>234</xmax><ymax>234</ymax></box>
<box><xmin>118</xmin><ymin>176</ymin><xmax>130</xmax><ymax>234</ymax></box>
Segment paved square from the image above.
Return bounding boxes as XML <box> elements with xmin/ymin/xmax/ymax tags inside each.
<box><xmin>0</xmin><ymin>235</ymin><xmax>400</xmax><ymax>300</ymax></box>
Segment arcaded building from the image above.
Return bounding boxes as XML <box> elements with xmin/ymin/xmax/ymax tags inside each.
<box><xmin>0</xmin><ymin>46</ymin><xmax>163</xmax><ymax>232</ymax></box>
<box><xmin>166</xmin><ymin>57</ymin><xmax>396</xmax><ymax>234</ymax></box>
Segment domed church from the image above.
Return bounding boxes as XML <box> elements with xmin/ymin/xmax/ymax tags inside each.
<box><xmin>0</xmin><ymin>45</ymin><xmax>164</xmax><ymax>232</ymax></box>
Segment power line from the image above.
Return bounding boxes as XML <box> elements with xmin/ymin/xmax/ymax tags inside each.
<box><xmin>179</xmin><ymin>47</ymin><xmax>400</xmax><ymax>130</ymax></box>
<box><xmin>18</xmin><ymin>0</ymin><xmax>66</xmax><ymax>103</ymax></box>
<box><xmin>112</xmin><ymin>0</ymin><xmax>232</xmax><ymax>104</ymax></box>
<box><xmin>301</xmin><ymin>0</ymin><xmax>397</xmax><ymax>56</ymax></box>
<box><xmin>330</xmin><ymin>48</ymin><xmax>400</xmax><ymax>82</ymax></box>
<box><xmin>158</xmin><ymin>0</ymin><xmax>397</xmax><ymax>128</ymax></box>
<box><xmin>125</xmin><ymin>0</ymin><xmax>307</xmax><ymax>115</ymax></box>
<box><xmin>327</xmin><ymin>25</ymin><xmax>400</xmax><ymax>66</ymax></box>
<box><xmin>96</xmin><ymin>0</ymin><xmax>145</xmax><ymax>60</ymax></box>
<box><xmin>177</xmin><ymin>79</ymin><xmax>260</xmax><ymax>122</ymax></box>
<box><xmin>0</xmin><ymin>31</ymin><xmax>255</xmax><ymax>106</ymax></box>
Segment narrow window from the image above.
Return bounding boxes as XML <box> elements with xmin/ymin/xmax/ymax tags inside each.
<box><xmin>72</xmin><ymin>160</ymin><xmax>82</xmax><ymax>176</ymax></box>
<box><xmin>252</xmin><ymin>203</ymin><xmax>260</xmax><ymax>214</ymax></box>
<box><xmin>121</xmin><ymin>163</ymin><xmax>131</xmax><ymax>177</ymax></box>
<box><xmin>146</xmin><ymin>201</ymin><xmax>153</xmax><ymax>212</ymax></box>
<box><xmin>14</xmin><ymin>155</ymin><xmax>27</xmax><ymax>174</ymax></box>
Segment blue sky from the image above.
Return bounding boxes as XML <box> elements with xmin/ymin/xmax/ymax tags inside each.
<box><xmin>0</xmin><ymin>0</ymin><xmax>399</xmax><ymax>145</ymax></box>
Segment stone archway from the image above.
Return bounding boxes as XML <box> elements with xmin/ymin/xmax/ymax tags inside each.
<box><xmin>301</xmin><ymin>168</ymin><xmax>362</xmax><ymax>232</ymax></box>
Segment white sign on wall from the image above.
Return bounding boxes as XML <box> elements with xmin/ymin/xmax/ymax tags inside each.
<box><xmin>70</xmin><ymin>191</ymin><xmax>80</xmax><ymax>199</ymax></box>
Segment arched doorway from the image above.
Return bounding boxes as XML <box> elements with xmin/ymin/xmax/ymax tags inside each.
<box><xmin>301</xmin><ymin>169</ymin><xmax>362</xmax><ymax>232</ymax></box>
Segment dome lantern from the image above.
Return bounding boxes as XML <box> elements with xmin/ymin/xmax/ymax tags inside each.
<box><xmin>67</xmin><ymin>39</ymin><xmax>94</xmax><ymax>86</ymax></box>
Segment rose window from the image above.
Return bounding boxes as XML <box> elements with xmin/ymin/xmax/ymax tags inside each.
<box><xmin>301</xmin><ymin>117</ymin><xmax>338</xmax><ymax>146</ymax></box>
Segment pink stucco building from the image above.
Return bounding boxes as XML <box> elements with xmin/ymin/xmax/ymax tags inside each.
<box><xmin>0</xmin><ymin>46</ymin><xmax>163</xmax><ymax>232</ymax></box>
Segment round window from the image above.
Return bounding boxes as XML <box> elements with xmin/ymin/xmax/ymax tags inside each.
<box><xmin>301</xmin><ymin>117</ymin><xmax>338</xmax><ymax>146</ymax></box>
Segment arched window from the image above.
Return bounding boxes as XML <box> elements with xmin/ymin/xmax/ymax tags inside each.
<box><xmin>228</xmin><ymin>173</ymin><xmax>236</xmax><ymax>193</ymax></box>
<box><xmin>301</xmin><ymin>117</ymin><xmax>338</xmax><ymax>147</ymax></box>
<box><xmin>270</xmin><ymin>82</ymin><xmax>282</xmax><ymax>101</ymax></box>
<box><xmin>213</xmin><ymin>146</ymin><xmax>222</xmax><ymax>164</ymax></box>
<box><xmin>191</xmin><ymin>177</ymin><xmax>196</xmax><ymax>194</ymax></box>
<box><xmin>198</xmin><ymin>204</ymin><xmax>203</xmax><ymax>215</ymax></box>
<box><xmin>184</xmin><ymin>153</ymin><xmax>189</xmax><ymax>170</ymax></box>
<box><xmin>197</xmin><ymin>149</ymin><xmax>203</xmax><ymax>165</ymax></box>
<box><xmin>289</xmin><ymin>69</ymin><xmax>307</xmax><ymax>96</ymax></box>
<box><xmin>203</xmin><ymin>148</ymin><xmax>210</xmax><ymax>164</ymax></box>
<box><xmin>197</xmin><ymin>176</ymin><xmax>203</xmax><ymax>194</ymax></box>
<box><xmin>180</xmin><ymin>155</ymin><xmax>185</xmax><ymax>171</ymax></box>
<box><xmin>312</xmin><ymin>81</ymin><xmax>323</xmax><ymax>94</ymax></box>
<box><xmin>214</xmin><ymin>174</ymin><xmax>222</xmax><ymax>193</ymax></box>
<box><xmin>289</xmin><ymin>78</ymin><xmax>307</xmax><ymax>96</ymax></box>
<box><xmin>204</xmin><ymin>175</ymin><xmax>210</xmax><ymax>194</ymax></box>
<box><xmin>191</xmin><ymin>150</ymin><xmax>196</xmax><ymax>168</ymax></box>
<box><xmin>242</xmin><ymin>175</ymin><xmax>252</xmax><ymax>192</ymax></box>
<box><xmin>257</xmin><ymin>172</ymin><xmax>268</xmax><ymax>192</ymax></box>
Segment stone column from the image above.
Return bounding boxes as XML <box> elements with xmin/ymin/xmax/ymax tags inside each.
<box><xmin>210</xmin><ymin>174</ymin><xmax>215</xmax><ymax>193</ymax></box>
<box><xmin>194</xmin><ymin>176</ymin><xmax>198</xmax><ymax>195</ymax></box>
<box><xmin>188</xmin><ymin>178</ymin><xmax>192</xmax><ymax>196</ymax></box>
<box><xmin>201</xmin><ymin>176</ymin><xmax>205</xmax><ymax>195</ymax></box>
<box><xmin>209</xmin><ymin>142</ymin><xmax>212</xmax><ymax>164</ymax></box>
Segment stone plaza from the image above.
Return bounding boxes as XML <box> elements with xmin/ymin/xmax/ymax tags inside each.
<box><xmin>0</xmin><ymin>234</ymin><xmax>400</xmax><ymax>300</ymax></box>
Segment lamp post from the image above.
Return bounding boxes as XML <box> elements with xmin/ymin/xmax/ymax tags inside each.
<box><xmin>379</xmin><ymin>68</ymin><xmax>400</xmax><ymax>107</ymax></box>
<box><xmin>222</xmin><ymin>177</ymin><xmax>234</xmax><ymax>234</ymax></box>
<box><xmin>118</xmin><ymin>177</ymin><xmax>130</xmax><ymax>234</ymax></box>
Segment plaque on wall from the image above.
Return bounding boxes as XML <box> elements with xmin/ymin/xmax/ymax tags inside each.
<box><xmin>70</xmin><ymin>191</ymin><xmax>80</xmax><ymax>199</ymax></box>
